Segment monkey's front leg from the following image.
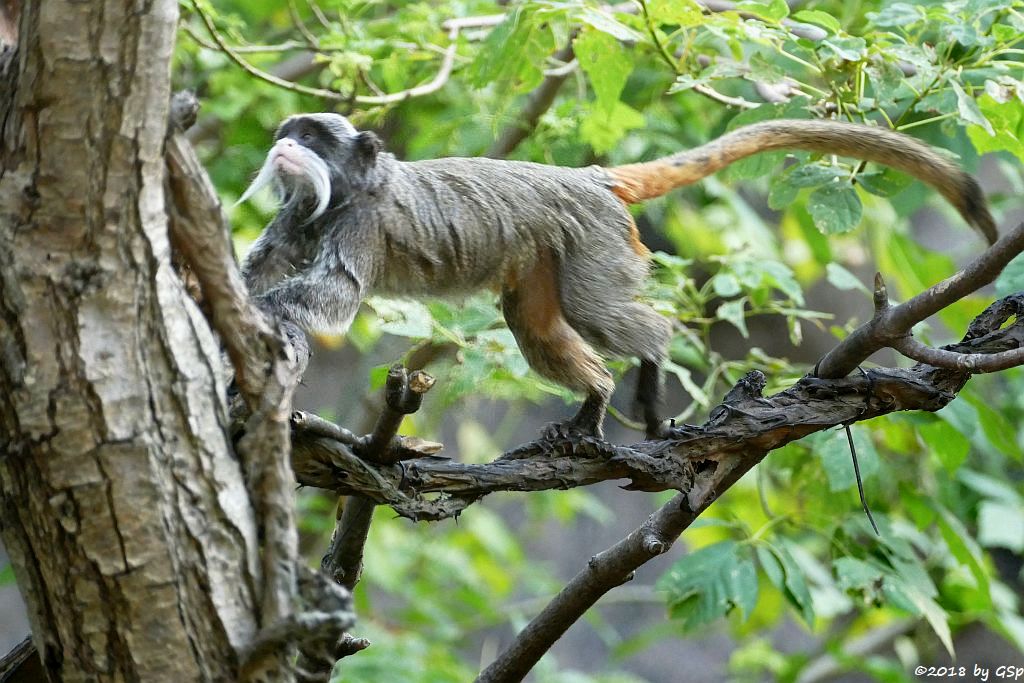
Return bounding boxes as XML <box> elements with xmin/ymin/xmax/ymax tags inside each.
<box><xmin>253</xmin><ymin>262</ymin><xmax>364</xmax><ymax>337</ymax></box>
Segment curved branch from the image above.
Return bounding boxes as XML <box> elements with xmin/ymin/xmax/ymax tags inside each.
<box><xmin>189</xmin><ymin>2</ymin><xmax>499</xmax><ymax>107</ymax></box>
<box><xmin>892</xmin><ymin>335</ymin><xmax>1024</xmax><ymax>372</ymax></box>
<box><xmin>815</xmin><ymin>222</ymin><xmax>1024</xmax><ymax>379</ymax></box>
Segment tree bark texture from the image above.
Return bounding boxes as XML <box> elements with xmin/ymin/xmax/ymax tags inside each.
<box><xmin>0</xmin><ymin>2</ymin><xmax>261</xmax><ymax>681</ymax></box>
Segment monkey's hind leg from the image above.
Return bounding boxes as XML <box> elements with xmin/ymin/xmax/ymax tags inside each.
<box><xmin>558</xmin><ymin>249</ymin><xmax>672</xmax><ymax>439</ymax></box>
<box><xmin>501</xmin><ymin>254</ymin><xmax>615</xmax><ymax>441</ymax></box>
<box><xmin>635</xmin><ymin>358</ymin><xmax>668</xmax><ymax>440</ymax></box>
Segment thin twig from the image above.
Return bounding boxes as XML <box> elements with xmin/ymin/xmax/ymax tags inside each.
<box><xmin>288</xmin><ymin>0</ymin><xmax>321</xmax><ymax>49</ymax></box>
<box><xmin>692</xmin><ymin>82</ymin><xmax>759</xmax><ymax>108</ymax></box>
<box><xmin>190</xmin><ymin>1</ymin><xmax>497</xmax><ymax>106</ymax></box>
<box><xmin>843</xmin><ymin>424</ymin><xmax>879</xmax><ymax>536</ymax></box>
<box><xmin>639</xmin><ymin>0</ymin><xmax>759</xmax><ymax>110</ymax></box>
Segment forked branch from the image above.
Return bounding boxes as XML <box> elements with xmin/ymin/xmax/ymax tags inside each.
<box><xmin>815</xmin><ymin>222</ymin><xmax>1024</xmax><ymax>378</ymax></box>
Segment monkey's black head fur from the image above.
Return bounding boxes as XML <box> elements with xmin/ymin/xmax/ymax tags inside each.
<box><xmin>276</xmin><ymin>113</ymin><xmax>384</xmax><ymax>198</ymax></box>
<box><xmin>238</xmin><ymin>113</ymin><xmax>385</xmax><ymax>222</ymax></box>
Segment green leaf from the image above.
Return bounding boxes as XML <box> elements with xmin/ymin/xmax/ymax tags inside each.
<box><xmin>790</xmin><ymin>9</ymin><xmax>840</xmax><ymax>32</ymax></box>
<box><xmin>952</xmin><ymin>81</ymin><xmax>995</xmax><ymax>135</ymax></box>
<box><xmin>574</xmin><ymin>29</ymin><xmax>633</xmax><ymax>114</ymax></box>
<box><xmin>907</xmin><ymin>588</ymin><xmax>955</xmax><ymax>658</ymax></box>
<box><xmin>819</xmin><ymin>36</ymin><xmax>867</xmax><ymax>62</ymax></box>
<box><xmin>467</xmin><ymin>11</ymin><xmax>548</xmax><ymax>91</ymax></box>
<box><xmin>869</xmin><ymin>3</ymin><xmax>923</xmax><ymax>28</ymax></box>
<box><xmin>959</xmin><ymin>469</ymin><xmax>1023</xmax><ymax>504</ymax></box>
<box><xmin>812</xmin><ymin>427</ymin><xmax>879</xmax><ymax>492</ymax></box>
<box><xmin>825</xmin><ymin>263</ymin><xmax>870</xmax><ymax>295</ymax></box>
<box><xmin>663</xmin><ymin>360</ymin><xmax>711</xmax><ymax>408</ymax></box>
<box><xmin>658</xmin><ymin>541</ymin><xmax>759</xmax><ymax>628</ymax></box>
<box><xmin>865</xmin><ymin>61</ymin><xmax>906</xmax><ymax>111</ymax></box>
<box><xmin>978</xmin><ymin>501</ymin><xmax>1024</xmax><ymax>553</ymax></box>
<box><xmin>579</xmin><ymin>101</ymin><xmax>646</xmax><ymax>153</ymax></box>
<box><xmin>711</xmin><ymin>272</ymin><xmax>742</xmax><ymax>297</ymax></box>
<box><xmin>967</xmin><ymin>94</ymin><xmax>1024</xmax><ymax>164</ymax></box>
<box><xmin>769</xmin><ymin>163</ymin><xmax>846</xmax><ymax>209</ymax></box>
<box><xmin>833</xmin><ymin>556</ymin><xmax>950</xmax><ymax>653</ymax></box>
<box><xmin>717</xmin><ymin>298</ymin><xmax>749</xmax><ymax>338</ymax></box>
<box><xmin>807</xmin><ymin>183</ymin><xmax>862</xmax><ymax>234</ymax></box>
<box><xmin>647</xmin><ymin>0</ymin><xmax>705</xmax><ymax>27</ymax></box>
<box><xmin>857</xmin><ymin>167</ymin><xmax>913</xmax><ymax>198</ymax></box>
<box><xmin>934</xmin><ymin>506</ymin><xmax>992</xmax><ymax>608</ymax></box>
<box><xmin>756</xmin><ymin>260</ymin><xmax>804</xmax><ymax>304</ymax></box>
<box><xmin>964</xmin><ymin>393</ymin><xmax>1023</xmax><ymax>460</ymax></box>
<box><xmin>467</xmin><ymin>15</ymin><xmax>520</xmax><ymax>87</ymax></box>
<box><xmin>576</xmin><ymin>7</ymin><xmax>645</xmax><ymax>42</ymax></box>
<box><xmin>757</xmin><ymin>544</ymin><xmax>814</xmax><ymax>626</ymax></box>
<box><xmin>917</xmin><ymin>419</ymin><xmax>970</xmax><ymax>473</ymax></box>
<box><xmin>365</xmin><ymin>297</ymin><xmax>434</xmax><ymax>338</ymax></box>
<box><xmin>736</xmin><ymin>0</ymin><xmax>789</xmax><ymax>21</ymax></box>
<box><xmin>946</xmin><ymin>23</ymin><xmax>992</xmax><ymax>48</ymax></box>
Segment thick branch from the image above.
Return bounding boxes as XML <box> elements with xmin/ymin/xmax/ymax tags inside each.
<box><xmin>476</xmin><ymin>494</ymin><xmax>697</xmax><ymax>682</ymax></box>
<box><xmin>815</xmin><ymin>222</ymin><xmax>1024</xmax><ymax>378</ymax></box>
<box><xmin>164</xmin><ymin>96</ymin><xmax>304</xmax><ymax>681</ymax></box>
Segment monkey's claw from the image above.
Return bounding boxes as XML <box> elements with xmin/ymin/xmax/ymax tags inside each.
<box><xmin>539</xmin><ymin>419</ymin><xmax>602</xmax><ymax>443</ymax></box>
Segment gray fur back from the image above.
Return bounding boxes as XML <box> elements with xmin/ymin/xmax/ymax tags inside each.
<box><xmin>369</xmin><ymin>156</ymin><xmax>636</xmax><ymax>295</ymax></box>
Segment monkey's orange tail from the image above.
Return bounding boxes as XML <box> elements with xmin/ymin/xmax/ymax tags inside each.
<box><xmin>607</xmin><ymin>119</ymin><xmax>997</xmax><ymax>244</ymax></box>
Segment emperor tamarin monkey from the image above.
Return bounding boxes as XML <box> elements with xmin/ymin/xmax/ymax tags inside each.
<box><xmin>238</xmin><ymin>113</ymin><xmax>996</xmax><ymax>440</ymax></box>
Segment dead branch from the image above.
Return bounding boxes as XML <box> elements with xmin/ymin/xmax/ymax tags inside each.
<box><xmin>240</xmin><ymin>567</ymin><xmax>356</xmax><ymax>682</ymax></box>
<box><xmin>321</xmin><ymin>365</ymin><xmax>437</xmax><ymax>592</ymax></box>
<box><xmin>290</xmin><ymin>294</ymin><xmax>1024</xmax><ymax>523</ymax></box>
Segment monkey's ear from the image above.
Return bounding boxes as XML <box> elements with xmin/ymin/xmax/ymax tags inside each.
<box><xmin>355</xmin><ymin>131</ymin><xmax>382</xmax><ymax>162</ymax></box>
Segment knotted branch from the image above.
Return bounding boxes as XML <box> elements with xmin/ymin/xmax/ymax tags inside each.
<box><xmin>291</xmin><ymin>294</ymin><xmax>1024</xmax><ymax>522</ymax></box>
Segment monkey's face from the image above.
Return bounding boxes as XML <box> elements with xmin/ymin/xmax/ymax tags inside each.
<box><xmin>237</xmin><ymin>113</ymin><xmax>382</xmax><ymax>221</ymax></box>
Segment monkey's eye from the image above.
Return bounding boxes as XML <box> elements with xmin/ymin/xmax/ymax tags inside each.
<box><xmin>300</xmin><ymin>132</ymin><xmax>314</xmax><ymax>143</ymax></box>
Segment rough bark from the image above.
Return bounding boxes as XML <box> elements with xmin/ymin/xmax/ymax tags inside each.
<box><xmin>0</xmin><ymin>2</ymin><xmax>262</xmax><ymax>681</ymax></box>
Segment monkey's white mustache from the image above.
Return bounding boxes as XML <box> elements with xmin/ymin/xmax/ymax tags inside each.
<box><xmin>236</xmin><ymin>140</ymin><xmax>331</xmax><ymax>220</ymax></box>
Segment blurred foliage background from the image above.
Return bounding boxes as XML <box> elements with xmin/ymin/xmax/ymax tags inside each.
<box><xmin>170</xmin><ymin>0</ymin><xmax>1024</xmax><ymax>679</ymax></box>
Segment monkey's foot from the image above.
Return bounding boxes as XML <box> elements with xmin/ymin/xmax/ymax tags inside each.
<box><xmin>539</xmin><ymin>417</ymin><xmax>603</xmax><ymax>443</ymax></box>
<box><xmin>645</xmin><ymin>419</ymin><xmax>670</xmax><ymax>440</ymax></box>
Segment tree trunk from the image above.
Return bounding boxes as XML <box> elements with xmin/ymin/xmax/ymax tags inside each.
<box><xmin>0</xmin><ymin>2</ymin><xmax>261</xmax><ymax>680</ymax></box>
